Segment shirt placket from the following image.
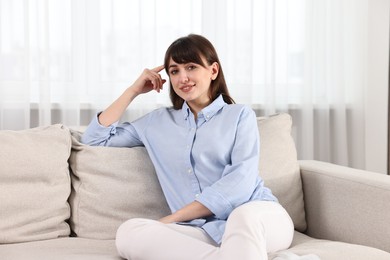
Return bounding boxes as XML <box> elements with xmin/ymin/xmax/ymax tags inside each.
<box><xmin>185</xmin><ymin>116</ymin><xmax>202</xmax><ymax>200</ymax></box>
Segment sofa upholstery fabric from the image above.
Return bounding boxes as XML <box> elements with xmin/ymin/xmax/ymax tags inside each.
<box><xmin>257</xmin><ymin>114</ymin><xmax>306</xmax><ymax>232</ymax></box>
<box><xmin>2</xmin><ymin>232</ymin><xmax>390</xmax><ymax>260</ymax></box>
<box><xmin>69</xmin><ymin>131</ymin><xmax>171</xmax><ymax>239</ymax></box>
<box><xmin>0</xmin><ymin>124</ymin><xmax>71</xmax><ymax>243</ymax></box>
<box><xmin>300</xmin><ymin>160</ymin><xmax>390</xmax><ymax>252</ymax></box>
<box><xmin>282</xmin><ymin>232</ymin><xmax>390</xmax><ymax>259</ymax></box>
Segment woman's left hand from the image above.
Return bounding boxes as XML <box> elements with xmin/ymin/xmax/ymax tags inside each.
<box><xmin>158</xmin><ymin>214</ymin><xmax>177</xmax><ymax>224</ymax></box>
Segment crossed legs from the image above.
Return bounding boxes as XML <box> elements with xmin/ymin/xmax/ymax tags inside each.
<box><xmin>116</xmin><ymin>201</ymin><xmax>294</xmax><ymax>260</ymax></box>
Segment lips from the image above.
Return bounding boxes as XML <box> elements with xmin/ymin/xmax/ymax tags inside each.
<box><xmin>180</xmin><ymin>84</ymin><xmax>195</xmax><ymax>93</ymax></box>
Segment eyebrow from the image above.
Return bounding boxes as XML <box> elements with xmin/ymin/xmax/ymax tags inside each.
<box><xmin>168</xmin><ymin>64</ymin><xmax>178</xmax><ymax>69</ymax></box>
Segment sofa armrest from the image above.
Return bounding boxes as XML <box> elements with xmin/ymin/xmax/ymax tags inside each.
<box><xmin>299</xmin><ymin>160</ymin><xmax>390</xmax><ymax>253</ymax></box>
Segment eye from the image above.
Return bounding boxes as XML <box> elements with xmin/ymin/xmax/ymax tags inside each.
<box><xmin>187</xmin><ymin>65</ymin><xmax>197</xmax><ymax>71</ymax></box>
<box><xmin>169</xmin><ymin>69</ymin><xmax>178</xmax><ymax>75</ymax></box>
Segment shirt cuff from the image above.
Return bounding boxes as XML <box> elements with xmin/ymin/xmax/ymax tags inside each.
<box><xmin>195</xmin><ymin>187</ymin><xmax>233</xmax><ymax>220</ymax></box>
<box><xmin>80</xmin><ymin>112</ymin><xmax>118</xmax><ymax>145</ymax></box>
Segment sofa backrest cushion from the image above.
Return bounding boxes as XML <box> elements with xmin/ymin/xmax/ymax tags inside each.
<box><xmin>257</xmin><ymin>113</ymin><xmax>306</xmax><ymax>232</ymax></box>
<box><xmin>69</xmin><ymin>131</ymin><xmax>171</xmax><ymax>239</ymax></box>
<box><xmin>0</xmin><ymin>124</ymin><xmax>71</xmax><ymax>243</ymax></box>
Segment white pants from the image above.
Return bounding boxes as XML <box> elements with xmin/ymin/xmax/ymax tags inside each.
<box><xmin>116</xmin><ymin>201</ymin><xmax>294</xmax><ymax>260</ymax></box>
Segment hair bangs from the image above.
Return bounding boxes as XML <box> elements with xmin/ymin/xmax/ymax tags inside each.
<box><xmin>166</xmin><ymin>39</ymin><xmax>206</xmax><ymax>67</ymax></box>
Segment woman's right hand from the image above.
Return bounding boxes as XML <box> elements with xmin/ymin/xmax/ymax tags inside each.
<box><xmin>98</xmin><ymin>65</ymin><xmax>167</xmax><ymax>127</ymax></box>
<box><xmin>130</xmin><ymin>65</ymin><xmax>167</xmax><ymax>95</ymax></box>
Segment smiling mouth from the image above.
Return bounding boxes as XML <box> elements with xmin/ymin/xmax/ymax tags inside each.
<box><xmin>180</xmin><ymin>84</ymin><xmax>195</xmax><ymax>92</ymax></box>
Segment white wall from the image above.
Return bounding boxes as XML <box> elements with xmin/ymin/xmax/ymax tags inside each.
<box><xmin>365</xmin><ymin>0</ymin><xmax>390</xmax><ymax>174</ymax></box>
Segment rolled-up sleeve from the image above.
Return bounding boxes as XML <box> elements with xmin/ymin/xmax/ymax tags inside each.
<box><xmin>195</xmin><ymin>107</ymin><xmax>263</xmax><ymax>220</ymax></box>
<box><xmin>81</xmin><ymin>113</ymin><xmax>143</xmax><ymax>147</ymax></box>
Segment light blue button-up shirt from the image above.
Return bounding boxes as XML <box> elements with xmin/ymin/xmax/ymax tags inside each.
<box><xmin>81</xmin><ymin>95</ymin><xmax>277</xmax><ymax>244</ymax></box>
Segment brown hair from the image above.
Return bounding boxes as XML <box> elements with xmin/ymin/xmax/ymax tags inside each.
<box><xmin>164</xmin><ymin>34</ymin><xmax>235</xmax><ymax>109</ymax></box>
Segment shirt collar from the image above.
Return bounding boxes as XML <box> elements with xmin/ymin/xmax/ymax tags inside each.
<box><xmin>181</xmin><ymin>95</ymin><xmax>227</xmax><ymax>121</ymax></box>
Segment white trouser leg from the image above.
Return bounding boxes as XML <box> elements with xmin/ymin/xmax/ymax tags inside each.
<box><xmin>219</xmin><ymin>201</ymin><xmax>294</xmax><ymax>259</ymax></box>
<box><xmin>115</xmin><ymin>201</ymin><xmax>293</xmax><ymax>260</ymax></box>
<box><xmin>116</xmin><ymin>218</ymin><xmax>219</xmax><ymax>260</ymax></box>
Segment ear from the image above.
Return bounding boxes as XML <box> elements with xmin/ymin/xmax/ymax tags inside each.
<box><xmin>210</xmin><ymin>62</ymin><xmax>219</xmax><ymax>80</ymax></box>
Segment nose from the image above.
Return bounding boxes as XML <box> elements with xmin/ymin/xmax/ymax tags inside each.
<box><xmin>179</xmin><ymin>71</ymin><xmax>189</xmax><ymax>83</ymax></box>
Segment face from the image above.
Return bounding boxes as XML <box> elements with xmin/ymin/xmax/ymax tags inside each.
<box><xmin>167</xmin><ymin>57</ymin><xmax>219</xmax><ymax>112</ymax></box>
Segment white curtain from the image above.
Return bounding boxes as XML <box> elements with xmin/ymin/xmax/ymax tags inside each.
<box><xmin>0</xmin><ymin>0</ymin><xmax>371</xmax><ymax>170</ymax></box>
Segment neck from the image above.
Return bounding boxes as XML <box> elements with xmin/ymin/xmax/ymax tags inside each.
<box><xmin>188</xmin><ymin>105</ymin><xmax>199</xmax><ymax>120</ymax></box>
<box><xmin>185</xmin><ymin>93</ymin><xmax>213</xmax><ymax>120</ymax></box>
<box><xmin>188</xmin><ymin>100</ymin><xmax>210</xmax><ymax>120</ymax></box>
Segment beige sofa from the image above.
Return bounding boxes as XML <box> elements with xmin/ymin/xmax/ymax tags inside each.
<box><xmin>1</xmin><ymin>113</ymin><xmax>389</xmax><ymax>260</ymax></box>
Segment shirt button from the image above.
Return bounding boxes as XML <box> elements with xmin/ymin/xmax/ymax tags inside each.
<box><xmin>195</xmin><ymin>194</ymin><xmax>200</xmax><ymax>198</ymax></box>
<box><xmin>188</xmin><ymin>168</ymin><xmax>192</xmax><ymax>174</ymax></box>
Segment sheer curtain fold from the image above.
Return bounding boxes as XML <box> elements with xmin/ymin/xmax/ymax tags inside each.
<box><xmin>0</xmin><ymin>0</ymin><xmax>372</xmax><ymax>170</ymax></box>
<box><xmin>302</xmin><ymin>0</ymin><xmax>368</xmax><ymax>168</ymax></box>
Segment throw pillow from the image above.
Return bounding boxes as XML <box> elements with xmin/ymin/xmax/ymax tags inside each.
<box><xmin>0</xmin><ymin>124</ymin><xmax>72</xmax><ymax>243</ymax></box>
<box><xmin>69</xmin><ymin>131</ymin><xmax>171</xmax><ymax>239</ymax></box>
<box><xmin>258</xmin><ymin>113</ymin><xmax>306</xmax><ymax>232</ymax></box>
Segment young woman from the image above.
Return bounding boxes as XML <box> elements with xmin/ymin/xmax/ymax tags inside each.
<box><xmin>82</xmin><ymin>34</ymin><xmax>294</xmax><ymax>260</ymax></box>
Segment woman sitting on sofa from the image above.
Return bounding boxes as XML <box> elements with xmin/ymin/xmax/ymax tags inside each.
<box><xmin>81</xmin><ymin>34</ymin><xmax>294</xmax><ymax>260</ymax></box>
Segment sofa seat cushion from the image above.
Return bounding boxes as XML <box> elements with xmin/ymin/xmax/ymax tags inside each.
<box><xmin>272</xmin><ymin>232</ymin><xmax>390</xmax><ymax>260</ymax></box>
<box><xmin>2</xmin><ymin>233</ymin><xmax>389</xmax><ymax>260</ymax></box>
<box><xmin>0</xmin><ymin>124</ymin><xmax>72</xmax><ymax>243</ymax></box>
<box><xmin>0</xmin><ymin>238</ymin><xmax>121</xmax><ymax>260</ymax></box>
